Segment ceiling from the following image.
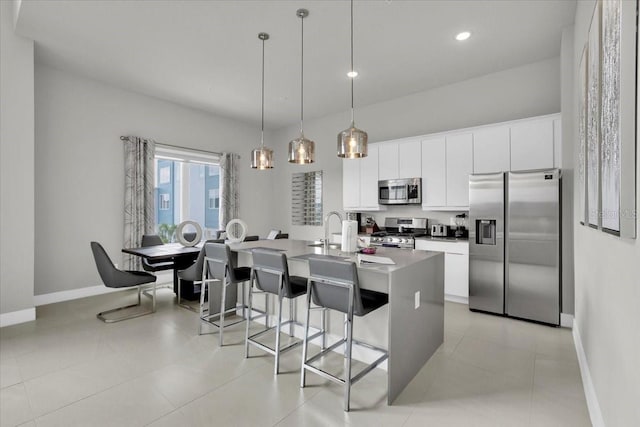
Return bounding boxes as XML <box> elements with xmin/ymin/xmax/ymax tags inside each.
<box><xmin>15</xmin><ymin>0</ymin><xmax>576</xmax><ymax>129</ymax></box>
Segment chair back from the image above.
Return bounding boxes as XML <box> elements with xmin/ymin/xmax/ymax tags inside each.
<box><xmin>204</xmin><ymin>242</ymin><xmax>229</xmax><ymax>281</ymax></box>
<box><xmin>90</xmin><ymin>242</ymin><xmax>118</xmax><ymax>288</ymax></box>
<box><xmin>178</xmin><ymin>240</ymin><xmax>217</xmax><ymax>282</ymax></box>
<box><xmin>141</xmin><ymin>234</ymin><xmax>164</xmax><ymax>247</ymax></box>
<box><xmin>307</xmin><ymin>258</ymin><xmax>364</xmax><ymax>316</ymax></box>
<box><xmin>251</xmin><ymin>249</ymin><xmax>292</xmax><ymax>296</ymax></box>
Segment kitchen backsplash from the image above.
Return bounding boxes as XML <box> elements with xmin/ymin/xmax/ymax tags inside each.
<box><xmin>366</xmin><ymin>206</ymin><xmax>467</xmax><ymax>231</ymax></box>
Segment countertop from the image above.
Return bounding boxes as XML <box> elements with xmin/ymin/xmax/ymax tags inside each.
<box><xmin>415</xmin><ymin>236</ymin><xmax>469</xmax><ymax>243</ymax></box>
<box><xmin>227</xmin><ymin>239</ymin><xmax>443</xmax><ymax>274</ymax></box>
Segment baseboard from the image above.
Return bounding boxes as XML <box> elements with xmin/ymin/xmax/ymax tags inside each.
<box><xmin>34</xmin><ymin>285</ymin><xmax>125</xmax><ymax>306</ymax></box>
<box><xmin>573</xmin><ymin>322</ymin><xmax>605</xmax><ymax>427</ymax></box>
<box><xmin>0</xmin><ymin>307</ymin><xmax>36</xmax><ymax>327</ymax></box>
<box><xmin>560</xmin><ymin>313</ymin><xmax>574</xmax><ymax>329</ymax></box>
<box><xmin>33</xmin><ymin>272</ymin><xmax>173</xmax><ymax>307</ymax></box>
<box><xmin>445</xmin><ymin>294</ymin><xmax>468</xmax><ymax>305</ymax></box>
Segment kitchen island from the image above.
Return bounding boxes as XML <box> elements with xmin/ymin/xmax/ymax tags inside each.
<box><xmin>227</xmin><ymin>239</ymin><xmax>444</xmax><ymax>404</ymax></box>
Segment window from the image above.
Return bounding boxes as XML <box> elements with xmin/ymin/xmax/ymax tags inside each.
<box><xmin>154</xmin><ymin>146</ymin><xmax>220</xmax><ymax>242</ymax></box>
<box><xmin>159</xmin><ymin>193</ymin><xmax>170</xmax><ymax>210</ymax></box>
<box><xmin>159</xmin><ymin>166</ymin><xmax>170</xmax><ymax>184</ymax></box>
<box><xmin>291</xmin><ymin>170</ymin><xmax>323</xmax><ymax>226</ymax></box>
<box><xmin>208</xmin><ymin>189</ymin><xmax>219</xmax><ymax>209</ymax></box>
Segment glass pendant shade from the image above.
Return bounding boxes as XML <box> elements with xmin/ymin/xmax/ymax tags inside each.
<box><xmin>288</xmin><ymin>135</ymin><xmax>315</xmax><ymax>164</ymax></box>
<box><xmin>250</xmin><ymin>146</ymin><xmax>274</xmax><ymax>169</ymax></box>
<box><xmin>250</xmin><ymin>32</ymin><xmax>273</xmax><ymax>170</ymax></box>
<box><xmin>337</xmin><ymin>0</ymin><xmax>367</xmax><ymax>159</ymax></box>
<box><xmin>337</xmin><ymin>125</ymin><xmax>368</xmax><ymax>158</ymax></box>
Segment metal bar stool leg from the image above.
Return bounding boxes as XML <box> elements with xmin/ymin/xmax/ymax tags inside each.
<box><xmin>344</xmin><ymin>286</ymin><xmax>355</xmax><ymax>412</ymax></box>
<box><xmin>245</xmin><ymin>272</ymin><xmax>255</xmax><ymax>358</ymax></box>
<box><xmin>274</xmin><ymin>291</ymin><xmax>284</xmax><ymax>375</ymax></box>
<box><xmin>300</xmin><ymin>280</ymin><xmax>313</xmax><ymax>388</ymax></box>
<box><xmin>219</xmin><ymin>277</ymin><xmax>227</xmax><ymax>346</ymax></box>
<box><xmin>289</xmin><ymin>298</ymin><xmax>295</xmax><ymax>337</ymax></box>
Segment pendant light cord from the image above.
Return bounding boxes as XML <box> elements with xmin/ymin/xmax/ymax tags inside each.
<box><xmin>261</xmin><ymin>36</ymin><xmax>265</xmax><ymax>147</ymax></box>
<box><xmin>350</xmin><ymin>0</ymin><xmax>355</xmax><ymax>126</ymax></box>
<box><xmin>300</xmin><ymin>13</ymin><xmax>305</xmax><ymax>135</ymax></box>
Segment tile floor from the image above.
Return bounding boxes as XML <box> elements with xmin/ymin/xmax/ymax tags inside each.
<box><xmin>0</xmin><ymin>289</ymin><xmax>591</xmax><ymax>426</ymax></box>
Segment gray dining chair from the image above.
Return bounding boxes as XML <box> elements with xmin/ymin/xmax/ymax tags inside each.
<box><xmin>141</xmin><ymin>234</ymin><xmax>174</xmax><ymax>273</ymax></box>
<box><xmin>176</xmin><ymin>240</ymin><xmax>216</xmax><ymax>312</ymax></box>
<box><xmin>200</xmin><ymin>242</ymin><xmax>252</xmax><ymax>345</ymax></box>
<box><xmin>300</xmin><ymin>257</ymin><xmax>389</xmax><ymax>411</ymax></box>
<box><xmin>90</xmin><ymin>241</ymin><xmax>158</xmax><ymax>323</ymax></box>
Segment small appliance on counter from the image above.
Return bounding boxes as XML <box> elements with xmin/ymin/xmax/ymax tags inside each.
<box><xmin>369</xmin><ymin>217</ymin><xmax>428</xmax><ymax>249</ymax></box>
<box><xmin>454</xmin><ymin>213</ymin><xmax>469</xmax><ymax>238</ymax></box>
<box><xmin>431</xmin><ymin>224</ymin><xmax>449</xmax><ymax>237</ymax></box>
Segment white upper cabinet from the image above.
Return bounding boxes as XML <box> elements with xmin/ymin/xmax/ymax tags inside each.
<box><xmin>398</xmin><ymin>139</ymin><xmax>422</xmax><ymax>178</ymax></box>
<box><xmin>378</xmin><ymin>139</ymin><xmax>421</xmax><ymax>180</ymax></box>
<box><xmin>421</xmin><ymin>137</ymin><xmax>446</xmax><ymax>207</ymax></box>
<box><xmin>510</xmin><ymin>117</ymin><xmax>555</xmax><ymax>171</ymax></box>
<box><xmin>378</xmin><ymin>142</ymin><xmax>399</xmax><ymax>180</ymax></box>
<box><xmin>473</xmin><ymin>125</ymin><xmax>510</xmax><ymax>173</ymax></box>
<box><xmin>359</xmin><ymin>145</ymin><xmax>380</xmax><ymax>208</ymax></box>
<box><xmin>342</xmin><ymin>156</ymin><xmax>360</xmax><ymax>210</ymax></box>
<box><xmin>342</xmin><ymin>145</ymin><xmax>381</xmax><ymax>211</ymax></box>
<box><xmin>445</xmin><ymin>133</ymin><xmax>473</xmax><ymax>208</ymax></box>
<box><xmin>553</xmin><ymin>118</ymin><xmax>562</xmax><ymax>168</ymax></box>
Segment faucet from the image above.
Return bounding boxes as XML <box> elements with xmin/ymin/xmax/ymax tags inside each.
<box><xmin>324</xmin><ymin>211</ymin><xmax>343</xmax><ymax>253</ymax></box>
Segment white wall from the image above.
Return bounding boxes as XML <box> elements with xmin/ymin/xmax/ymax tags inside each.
<box><xmin>572</xmin><ymin>1</ymin><xmax>640</xmax><ymax>426</ymax></box>
<box><xmin>0</xmin><ymin>0</ymin><xmax>35</xmax><ymax>321</ymax></box>
<box><xmin>561</xmin><ymin>26</ymin><xmax>576</xmax><ymax>315</ymax></box>
<box><xmin>34</xmin><ymin>64</ymin><xmax>272</xmax><ymax>297</ymax></box>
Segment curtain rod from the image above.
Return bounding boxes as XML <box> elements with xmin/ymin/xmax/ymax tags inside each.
<box><xmin>120</xmin><ymin>135</ymin><xmax>229</xmax><ymax>158</ymax></box>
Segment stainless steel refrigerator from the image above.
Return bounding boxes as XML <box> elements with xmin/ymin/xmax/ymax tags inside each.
<box><xmin>469</xmin><ymin>170</ymin><xmax>561</xmax><ymax>326</ymax></box>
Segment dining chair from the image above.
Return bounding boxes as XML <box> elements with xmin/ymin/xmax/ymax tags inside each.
<box><xmin>176</xmin><ymin>240</ymin><xmax>216</xmax><ymax>312</ymax></box>
<box><xmin>90</xmin><ymin>241</ymin><xmax>158</xmax><ymax>323</ymax></box>
<box><xmin>141</xmin><ymin>234</ymin><xmax>174</xmax><ymax>273</ymax></box>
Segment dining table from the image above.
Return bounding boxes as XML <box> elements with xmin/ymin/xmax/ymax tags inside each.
<box><xmin>122</xmin><ymin>242</ymin><xmax>202</xmax><ymax>295</ymax></box>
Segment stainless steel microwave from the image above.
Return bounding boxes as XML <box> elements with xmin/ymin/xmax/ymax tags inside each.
<box><xmin>378</xmin><ymin>178</ymin><xmax>422</xmax><ymax>205</ymax></box>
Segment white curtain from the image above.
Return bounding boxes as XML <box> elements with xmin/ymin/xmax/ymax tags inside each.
<box><xmin>123</xmin><ymin>136</ymin><xmax>156</xmax><ymax>270</ymax></box>
<box><xmin>219</xmin><ymin>152</ymin><xmax>239</xmax><ymax>232</ymax></box>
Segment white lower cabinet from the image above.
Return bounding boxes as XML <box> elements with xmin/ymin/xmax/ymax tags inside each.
<box><xmin>415</xmin><ymin>239</ymin><xmax>469</xmax><ymax>300</ymax></box>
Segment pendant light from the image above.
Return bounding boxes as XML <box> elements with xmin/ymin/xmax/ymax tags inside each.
<box><xmin>288</xmin><ymin>9</ymin><xmax>315</xmax><ymax>164</ymax></box>
<box><xmin>251</xmin><ymin>32</ymin><xmax>274</xmax><ymax>170</ymax></box>
<box><xmin>337</xmin><ymin>0</ymin><xmax>367</xmax><ymax>158</ymax></box>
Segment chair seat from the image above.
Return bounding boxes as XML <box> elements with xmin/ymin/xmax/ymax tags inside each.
<box><xmin>232</xmin><ymin>266</ymin><xmax>251</xmax><ymax>283</ymax></box>
<box><xmin>143</xmin><ymin>260</ymin><xmax>174</xmax><ymax>272</ymax></box>
<box><xmin>288</xmin><ymin>275</ymin><xmax>308</xmax><ymax>298</ymax></box>
<box><xmin>358</xmin><ymin>289</ymin><xmax>389</xmax><ymax>317</ymax></box>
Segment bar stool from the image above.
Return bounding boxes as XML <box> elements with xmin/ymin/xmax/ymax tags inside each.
<box><xmin>245</xmin><ymin>249</ymin><xmax>324</xmax><ymax>375</ymax></box>
<box><xmin>200</xmin><ymin>242</ymin><xmax>251</xmax><ymax>346</ymax></box>
<box><xmin>300</xmin><ymin>257</ymin><xmax>389</xmax><ymax>412</ymax></box>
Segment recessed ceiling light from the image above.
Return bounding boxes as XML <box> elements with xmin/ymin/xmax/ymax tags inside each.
<box><xmin>347</xmin><ymin>70</ymin><xmax>358</xmax><ymax>78</ymax></box>
<box><xmin>456</xmin><ymin>31</ymin><xmax>471</xmax><ymax>41</ymax></box>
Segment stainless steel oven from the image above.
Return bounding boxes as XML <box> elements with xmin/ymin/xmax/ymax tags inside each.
<box><xmin>378</xmin><ymin>178</ymin><xmax>422</xmax><ymax>205</ymax></box>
